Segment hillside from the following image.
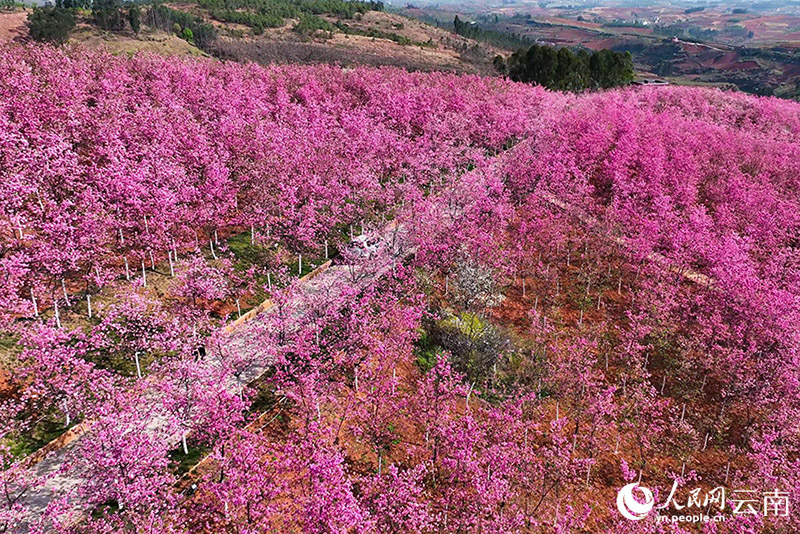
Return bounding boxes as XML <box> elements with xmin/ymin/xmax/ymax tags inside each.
<box><xmin>71</xmin><ymin>24</ymin><xmax>208</xmax><ymax>56</ymax></box>
<box><xmin>210</xmin><ymin>10</ymin><xmax>502</xmax><ymax>74</ymax></box>
<box><xmin>0</xmin><ymin>3</ymin><xmax>501</xmax><ymax>73</ymax></box>
<box><xmin>2</xmin><ymin>44</ymin><xmax>800</xmax><ymax>533</ymax></box>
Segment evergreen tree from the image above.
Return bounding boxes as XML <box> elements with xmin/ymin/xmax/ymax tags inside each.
<box><xmin>93</xmin><ymin>0</ymin><xmax>124</xmax><ymax>31</ymax></box>
<box><xmin>492</xmin><ymin>54</ymin><xmax>506</xmax><ymax>75</ymax></box>
<box><xmin>129</xmin><ymin>4</ymin><xmax>141</xmax><ymax>34</ymax></box>
<box><xmin>27</xmin><ymin>6</ymin><xmax>76</xmax><ymax>45</ymax></box>
<box><xmin>508</xmin><ymin>43</ymin><xmax>634</xmax><ymax>91</ymax></box>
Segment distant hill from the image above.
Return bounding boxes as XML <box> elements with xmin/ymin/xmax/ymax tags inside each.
<box><xmin>400</xmin><ymin>4</ymin><xmax>800</xmax><ymax>99</ymax></box>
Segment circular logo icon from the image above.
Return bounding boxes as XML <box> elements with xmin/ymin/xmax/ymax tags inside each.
<box><xmin>617</xmin><ymin>483</ymin><xmax>655</xmax><ymax>521</ymax></box>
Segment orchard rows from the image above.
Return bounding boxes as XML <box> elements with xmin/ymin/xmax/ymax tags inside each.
<box><xmin>1</xmin><ymin>45</ymin><xmax>800</xmax><ymax>533</ymax></box>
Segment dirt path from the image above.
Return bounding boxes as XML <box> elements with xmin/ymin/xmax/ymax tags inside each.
<box><xmin>0</xmin><ymin>11</ymin><xmax>28</xmax><ymax>42</ymax></box>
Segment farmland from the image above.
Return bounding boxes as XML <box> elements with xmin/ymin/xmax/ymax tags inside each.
<box><xmin>401</xmin><ymin>2</ymin><xmax>800</xmax><ymax>99</ymax></box>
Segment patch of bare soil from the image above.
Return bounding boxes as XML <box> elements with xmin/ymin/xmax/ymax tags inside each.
<box><xmin>0</xmin><ymin>10</ymin><xmax>28</xmax><ymax>42</ymax></box>
<box><xmin>212</xmin><ymin>32</ymin><xmax>493</xmax><ymax>74</ymax></box>
<box><xmin>69</xmin><ymin>24</ymin><xmax>206</xmax><ymax>57</ymax></box>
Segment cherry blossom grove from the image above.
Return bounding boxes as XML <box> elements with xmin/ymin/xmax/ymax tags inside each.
<box><xmin>1</xmin><ymin>44</ymin><xmax>799</xmax><ymax>534</ymax></box>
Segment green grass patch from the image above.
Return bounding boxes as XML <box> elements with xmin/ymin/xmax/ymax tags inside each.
<box><xmin>228</xmin><ymin>230</ymin><xmax>273</xmax><ymax>271</ymax></box>
<box><xmin>413</xmin><ymin>327</ymin><xmax>442</xmax><ymax>373</ymax></box>
<box><xmin>284</xmin><ymin>252</ymin><xmax>327</xmax><ymax>278</ymax></box>
<box><xmin>90</xmin><ymin>500</ymin><xmax>121</xmax><ymax>520</ymax></box>
<box><xmin>438</xmin><ymin>312</ymin><xmax>488</xmax><ymax>341</ymax></box>
<box><xmin>0</xmin><ymin>331</ymin><xmax>20</xmax><ymax>352</ymax></box>
<box><xmin>82</xmin><ymin>347</ymin><xmax>159</xmax><ymax>377</ymax></box>
<box><xmin>5</xmin><ymin>412</ymin><xmax>74</xmax><ymax>458</ymax></box>
<box><xmin>249</xmin><ymin>375</ymin><xmax>279</xmax><ymax>414</ymax></box>
<box><xmin>0</xmin><ymin>330</ymin><xmax>22</xmax><ymax>370</ymax></box>
<box><xmin>169</xmin><ymin>442</ymin><xmax>212</xmax><ymax>477</ymax></box>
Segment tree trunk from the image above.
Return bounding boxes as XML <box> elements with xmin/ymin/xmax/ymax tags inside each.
<box><xmin>31</xmin><ymin>289</ymin><xmax>38</xmax><ymax>317</ymax></box>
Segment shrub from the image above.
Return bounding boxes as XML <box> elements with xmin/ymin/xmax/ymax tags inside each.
<box><xmin>427</xmin><ymin>312</ymin><xmax>508</xmax><ymax>384</ymax></box>
<box><xmin>147</xmin><ymin>5</ymin><xmax>217</xmax><ymax>49</ymax></box>
<box><xmin>27</xmin><ymin>6</ymin><xmax>75</xmax><ymax>45</ymax></box>
<box><xmin>92</xmin><ymin>0</ymin><xmax>124</xmax><ymax>31</ymax></box>
<box><xmin>129</xmin><ymin>5</ymin><xmax>141</xmax><ymax>34</ymax></box>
